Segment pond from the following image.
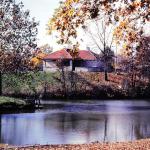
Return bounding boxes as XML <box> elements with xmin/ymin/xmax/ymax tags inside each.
<box><xmin>0</xmin><ymin>100</ymin><xmax>150</xmax><ymax>146</ymax></box>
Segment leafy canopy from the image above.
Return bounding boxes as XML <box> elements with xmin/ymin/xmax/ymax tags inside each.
<box><xmin>47</xmin><ymin>0</ymin><xmax>150</xmax><ymax>54</ymax></box>
<box><xmin>0</xmin><ymin>0</ymin><xmax>38</xmax><ymax>72</ymax></box>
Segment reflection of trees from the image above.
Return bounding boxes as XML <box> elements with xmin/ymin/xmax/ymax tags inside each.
<box><xmin>102</xmin><ymin>112</ymin><xmax>150</xmax><ymax>142</ymax></box>
<box><xmin>134</xmin><ymin>123</ymin><xmax>144</xmax><ymax>139</ymax></box>
<box><xmin>43</xmin><ymin>111</ymin><xmax>150</xmax><ymax>143</ymax></box>
<box><xmin>0</xmin><ymin>115</ymin><xmax>1</xmax><ymax>142</ymax></box>
<box><xmin>1</xmin><ymin>109</ymin><xmax>150</xmax><ymax>145</ymax></box>
<box><xmin>44</xmin><ymin>113</ymin><xmax>105</xmax><ymax>142</ymax></box>
<box><xmin>1</xmin><ymin>116</ymin><xmax>18</xmax><ymax>144</ymax></box>
<box><xmin>44</xmin><ymin>113</ymin><xmax>96</xmax><ymax>131</ymax></box>
<box><xmin>103</xmin><ymin>116</ymin><xmax>108</xmax><ymax>142</ymax></box>
<box><xmin>133</xmin><ymin>113</ymin><xmax>150</xmax><ymax>140</ymax></box>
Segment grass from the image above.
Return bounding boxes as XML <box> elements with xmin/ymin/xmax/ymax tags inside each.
<box><xmin>0</xmin><ymin>96</ymin><xmax>30</xmax><ymax>109</ymax></box>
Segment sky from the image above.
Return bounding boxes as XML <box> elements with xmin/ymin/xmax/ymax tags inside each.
<box><xmin>16</xmin><ymin>0</ymin><xmax>87</xmax><ymax>51</ymax></box>
<box><xmin>16</xmin><ymin>0</ymin><xmax>65</xmax><ymax>49</ymax></box>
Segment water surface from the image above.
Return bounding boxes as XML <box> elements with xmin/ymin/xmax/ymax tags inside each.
<box><xmin>0</xmin><ymin>100</ymin><xmax>150</xmax><ymax>146</ymax></box>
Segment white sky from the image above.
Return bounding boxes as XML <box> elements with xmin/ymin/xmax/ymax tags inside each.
<box><xmin>16</xmin><ymin>0</ymin><xmax>87</xmax><ymax>51</ymax></box>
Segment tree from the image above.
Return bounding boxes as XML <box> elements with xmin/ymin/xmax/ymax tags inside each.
<box><xmin>39</xmin><ymin>44</ymin><xmax>53</xmax><ymax>54</ymax></box>
<box><xmin>48</xmin><ymin>0</ymin><xmax>149</xmax><ymax>47</ymax></box>
<box><xmin>47</xmin><ymin>0</ymin><xmax>150</xmax><ymax>54</ymax></box>
<box><xmin>0</xmin><ymin>0</ymin><xmax>38</xmax><ymax>95</ymax></box>
<box><xmin>47</xmin><ymin>0</ymin><xmax>150</xmax><ymax>84</ymax></box>
<box><xmin>135</xmin><ymin>36</ymin><xmax>150</xmax><ymax>82</ymax></box>
<box><xmin>83</xmin><ymin>18</ymin><xmax>115</xmax><ymax>80</ymax></box>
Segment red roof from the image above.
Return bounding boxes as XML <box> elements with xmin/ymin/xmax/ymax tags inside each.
<box><xmin>44</xmin><ymin>49</ymin><xmax>72</xmax><ymax>60</ymax></box>
<box><xmin>78</xmin><ymin>50</ymin><xmax>96</xmax><ymax>60</ymax></box>
<box><xmin>43</xmin><ymin>49</ymin><xmax>96</xmax><ymax>60</ymax></box>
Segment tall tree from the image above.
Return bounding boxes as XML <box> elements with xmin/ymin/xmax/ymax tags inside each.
<box><xmin>0</xmin><ymin>0</ymin><xmax>38</xmax><ymax>95</ymax></box>
<box><xmin>135</xmin><ymin>36</ymin><xmax>150</xmax><ymax>82</ymax></box>
<box><xmin>83</xmin><ymin>18</ymin><xmax>115</xmax><ymax>80</ymax></box>
<box><xmin>48</xmin><ymin>0</ymin><xmax>150</xmax><ymax>48</ymax></box>
<box><xmin>47</xmin><ymin>0</ymin><xmax>150</xmax><ymax>83</ymax></box>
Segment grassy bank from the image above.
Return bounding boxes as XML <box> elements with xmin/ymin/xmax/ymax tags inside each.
<box><xmin>1</xmin><ymin>72</ymin><xmax>150</xmax><ymax>100</ymax></box>
<box><xmin>0</xmin><ymin>96</ymin><xmax>34</xmax><ymax>111</ymax></box>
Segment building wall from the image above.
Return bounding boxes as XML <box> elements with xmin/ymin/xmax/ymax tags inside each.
<box><xmin>43</xmin><ymin>60</ymin><xmax>72</xmax><ymax>72</ymax></box>
<box><xmin>43</xmin><ymin>60</ymin><xmax>58</xmax><ymax>72</ymax></box>
<box><xmin>75</xmin><ymin>67</ymin><xmax>88</xmax><ymax>72</ymax></box>
<box><xmin>43</xmin><ymin>59</ymin><xmax>113</xmax><ymax>72</ymax></box>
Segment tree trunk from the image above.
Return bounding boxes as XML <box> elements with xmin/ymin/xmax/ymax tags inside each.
<box><xmin>61</xmin><ymin>66</ymin><xmax>67</xmax><ymax>98</ymax></box>
<box><xmin>104</xmin><ymin>117</ymin><xmax>108</xmax><ymax>142</ymax></box>
<box><xmin>0</xmin><ymin>72</ymin><xmax>2</xmax><ymax>96</ymax></box>
<box><xmin>104</xmin><ymin>61</ymin><xmax>108</xmax><ymax>81</ymax></box>
<box><xmin>71</xmin><ymin>60</ymin><xmax>75</xmax><ymax>72</ymax></box>
<box><xmin>43</xmin><ymin>72</ymin><xmax>47</xmax><ymax>96</ymax></box>
<box><xmin>44</xmin><ymin>82</ymin><xmax>47</xmax><ymax>96</ymax></box>
<box><xmin>70</xmin><ymin>71</ymin><xmax>76</xmax><ymax>98</ymax></box>
<box><xmin>104</xmin><ymin>70</ymin><xmax>108</xmax><ymax>81</ymax></box>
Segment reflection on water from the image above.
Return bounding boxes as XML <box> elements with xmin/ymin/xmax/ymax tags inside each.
<box><xmin>0</xmin><ymin>100</ymin><xmax>150</xmax><ymax>146</ymax></box>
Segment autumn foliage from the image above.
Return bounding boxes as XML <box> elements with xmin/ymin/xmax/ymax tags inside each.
<box><xmin>0</xmin><ymin>0</ymin><xmax>38</xmax><ymax>73</ymax></box>
<box><xmin>31</xmin><ymin>51</ymin><xmax>46</xmax><ymax>68</ymax></box>
<box><xmin>48</xmin><ymin>0</ymin><xmax>150</xmax><ymax>54</ymax></box>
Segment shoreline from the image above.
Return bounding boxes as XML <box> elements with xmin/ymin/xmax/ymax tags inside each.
<box><xmin>3</xmin><ymin>139</ymin><xmax>150</xmax><ymax>150</ymax></box>
<box><xmin>3</xmin><ymin>93</ymin><xmax>150</xmax><ymax>101</ymax></box>
<box><xmin>0</xmin><ymin>96</ymin><xmax>36</xmax><ymax>114</ymax></box>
